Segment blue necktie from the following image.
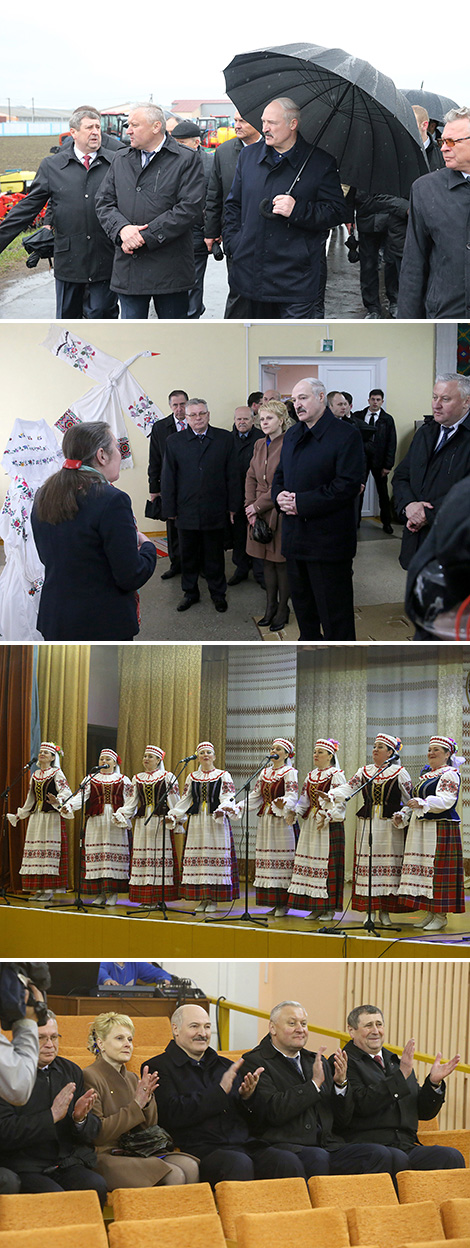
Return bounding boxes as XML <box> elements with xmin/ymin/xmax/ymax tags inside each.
<box><xmin>434</xmin><ymin>426</ymin><xmax>454</xmax><ymax>453</ymax></box>
<box><xmin>141</xmin><ymin>151</ymin><xmax>153</xmax><ymax>168</ymax></box>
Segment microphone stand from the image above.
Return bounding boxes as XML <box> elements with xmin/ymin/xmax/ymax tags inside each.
<box><xmin>128</xmin><ymin>757</ymin><xmax>196</xmax><ymax>920</ymax></box>
<box><xmin>0</xmin><ymin>757</ymin><xmax>38</xmax><ymax>904</ymax></box>
<box><xmin>205</xmin><ymin>754</ymin><xmax>276</xmax><ymax>926</ymax></box>
<box><xmin>45</xmin><ymin>770</ymin><xmax>100</xmax><ymax>913</ymax></box>
<box><xmin>318</xmin><ymin>752</ymin><xmax>403</xmax><ymax>938</ymax></box>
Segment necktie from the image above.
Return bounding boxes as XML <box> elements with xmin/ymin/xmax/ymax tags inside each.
<box><xmin>83</xmin><ymin>154</ymin><xmax>91</xmax><ymax>171</ymax></box>
<box><xmin>177</xmin><ymin>421</ymin><xmax>186</xmax><ymax>432</ymax></box>
<box><xmin>287</xmin><ymin>1054</ymin><xmax>304</xmax><ymax>1076</ymax></box>
<box><xmin>434</xmin><ymin>426</ymin><xmax>454</xmax><ymax>453</ymax></box>
<box><xmin>373</xmin><ymin>1054</ymin><xmax>385</xmax><ymax>1070</ymax></box>
<box><xmin>142</xmin><ymin>150</ymin><xmax>153</xmax><ymax>168</ymax></box>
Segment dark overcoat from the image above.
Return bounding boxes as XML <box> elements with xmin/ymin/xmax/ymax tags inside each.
<box><xmin>271</xmin><ymin>409</ymin><xmax>363</xmax><ymax>562</ymax></box>
<box><xmin>0</xmin><ymin>146</ymin><xmax>115</xmax><ymax>281</ymax></box>
<box><xmin>161</xmin><ymin>425</ymin><xmax>241</xmax><ymax>529</ymax></box>
<box><xmin>392</xmin><ymin>413</ymin><xmax>470</xmax><ymax>567</ymax></box>
<box><xmin>32</xmin><ymin>481</ymin><xmax>156</xmax><ymax>640</ymax></box>
<box><xmin>340</xmin><ymin>1040</ymin><xmax>446</xmax><ymax>1152</ymax></box>
<box><xmin>397</xmin><ymin>168</ymin><xmax>470</xmax><ymax>317</ymax></box>
<box><xmin>353</xmin><ymin>407</ymin><xmax>397</xmax><ymax>472</ymax></box>
<box><xmin>146</xmin><ymin>1040</ymin><xmax>254</xmax><ymax>1158</ymax></box>
<box><xmin>148</xmin><ymin>413</ymin><xmax>181</xmax><ymax>493</ymax></box>
<box><xmin>95</xmin><ymin>136</ymin><xmax>205</xmax><ymax>295</ymax></box>
<box><xmin>204</xmin><ymin>136</ymin><xmax>245</xmax><ymax>236</ymax></box>
<box><xmin>223</xmin><ymin>135</ymin><xmax>347</xmax><ymax>302</ymax></box>
<box><xmin>0</xmin><ymin>1056</ymin><xmax>100</xmax><ymax>1173</ymax></box>
<box><xmin>241</xmin><ymin>1033</ymin><xmax>352</xmax><ymax>1150</ymax></box>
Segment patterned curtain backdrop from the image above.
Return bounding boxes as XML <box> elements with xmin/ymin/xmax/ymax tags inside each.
<box><xmin>225</xmin><ymin>646</ymin><xmax>297</xmax><ymax>865</ymax></box>
<box><xmin>461</xmin><ymin>647</ymin><xmax>470</xmax><ymax>862</ymax></box>
<box><xmin>0</xmin><ymin>646</ymin><xmax>34</xmax><ymax>890</ymax></box>
<box><xmin>117</xmin><ymin>645</ymin><xmax>201</xmax><ymax>784</ymax></box>
<box><xmin>458</xmin><ymin>323</ymin><xmax>470</xmax><ymax>375</ymax></box>
<box><xmin>200</xmin><ymin>647</ymin><xmax>228</xmax><ymax>767</ymax></box>
<box><xmin>366</xmin><ymin>646</ymin><xmax>441</xmax><ymax>783</ymax></box>
<box><xmin>37</xmin><ymin>644</ymin><xmax>90</xmax><ymax>887</ymax></box>
<box><xmin>297</xmin><ymin>647</ymin><xmax>368</xmax><ymax>879</ymax></box>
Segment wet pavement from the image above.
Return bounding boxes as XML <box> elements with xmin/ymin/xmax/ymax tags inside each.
<box><xmin>0</xmin><ymin>226</ymin><xmax>393</xmax><ymax>321</ymax></box>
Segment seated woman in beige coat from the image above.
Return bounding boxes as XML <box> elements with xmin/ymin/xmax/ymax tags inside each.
<box><xmin>82</xmin><ymin>1012</ymin><xmax>199</xmax><ymax>1188</ymax></box>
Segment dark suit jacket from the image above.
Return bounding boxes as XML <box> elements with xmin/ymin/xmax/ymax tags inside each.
<box><xmin>204</xmin><ymin>136</ymin><xmax>245</xmax><ymax>237</ymax></box>
<box><xmin>146</xmin><ymin>1041</ymin><xmax>254</xmax><ymax>1158</ymax></box>
<box><xmin>231</xmin><ymin>424</ymin><xmax>265</xmax><ymax>491</ymax></box>
<box><xmin>148</xmin><ymin>413</ymin><xmax>182</xmax><ymax>493</ymax></box>
<box><xmin>271</xmin><ymin>408</ymin><xmax>363</xmax><ymax>562</ymax></box>
<box><xmin>242</xmin><ymin>1033</ymin><xmax>352</xmax><ymax>1151</ymax></box>
<box><xmin>32</xmin><ymin>481</ymin><xmax>156</xmax><ymax>640</ymax></box>
<box><xmin>353</xmin><ymin>407</ymin><xmax>397</xmax><ymax>472</ymax></box>
<box><xmin>340</xmin><ymin>1040</ymin><xmax>446</xmax><ymax>1153</ymax></box>
<box><xmin>392</xmin><ymin>413</ymin><xmax>470</xmax><ymax>568</ymax></box>
<box><xmin>0</xmin><ymin>1056</ymin><xmax>100</xmax><ymax>1173</ymax></box>
<box><xmin>161</xmin><ymin>424</ymin><xmax>241</xmax><ymax>529</ymax></box>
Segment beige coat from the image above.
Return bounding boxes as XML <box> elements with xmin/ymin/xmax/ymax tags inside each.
<box><xmin>82</xmin><ymin>1055</ymin><xmax>172</xmax><ymax>1188</ymax></box>
<box><xmin>245</xmin><ymin>433</ymin><xmax>285</xmax><ymax>562</ymax></box>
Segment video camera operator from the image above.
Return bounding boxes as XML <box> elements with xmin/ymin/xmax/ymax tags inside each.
<box><xmin>0</xmin><ymin>963</ymin><xmax>50</xmax><ymax>1193</ymax></box>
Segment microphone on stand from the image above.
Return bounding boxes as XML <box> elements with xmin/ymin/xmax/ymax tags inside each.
<box><xmin>177</xmin><ymin>753</ymin><xmax>198</xmax><ymax>764</ymax></box>
<box><xmin>25</xmin><ymin>757</ymin><xmax>38</xmax><ymax>769</ymax></box>
<box><xmin>267</xmin><ymin>752</ymin><xmax>280</xmax><ymax>761</ymax></box>
<box><xmin>88</xmin><ymin>765</ymin><xmax>104</xmax><ymax>775</ymax></box>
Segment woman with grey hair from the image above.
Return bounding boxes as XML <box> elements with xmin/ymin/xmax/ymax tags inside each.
<box><xmin>245</xmin><ymin>400</ymin><xmax>291</xmax><ymax>630</ymax></box>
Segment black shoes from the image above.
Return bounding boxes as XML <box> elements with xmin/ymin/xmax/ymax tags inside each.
<box><xmin>161</xmin><ymin>565</ymin><xmax>181</xmax><ymax>580</ymax></box>
<box><xmin>270</xmin><ymin>607</ymin><xmax>290</xmax><ymax>631</ymax></box>
<box><xmin>176</xmin><ymin>594</ymin><xmax>200</xmax><ymax>612</ymax></box>
<box><xmin>213</xmin><ymin>597</ymin><xmax>228</xmax><ymax>613</ymax></box>
<box><xmin>382</xmin><ymin>524</ymin><xmax>394</xmax><ymax>535</ymax></box>
<box><xmin>227</xmin><ymin>571</ymin><xmax>248</xmax><ymax>585</ymax></box>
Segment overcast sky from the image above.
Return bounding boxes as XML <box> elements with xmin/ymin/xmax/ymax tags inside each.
<box><xmin>1</xmin><ymin>3</ymin><xmax>466</xmax><ymax>111</ymax></box>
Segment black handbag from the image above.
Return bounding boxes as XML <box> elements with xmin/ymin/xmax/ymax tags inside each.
<box><xmin>117</xmin><ymin>1123</ymin><xmax>174</xmax><ymax>1156</ymax></box>
<box><xmin>145</xmin><ymin>496</ymin><xmax>163</xmax><ymax>520</ymax></box>
<box><xmin>252</xmin><ymin>515</ymin><xmax>273</xmax><ymax>543</ymax></box>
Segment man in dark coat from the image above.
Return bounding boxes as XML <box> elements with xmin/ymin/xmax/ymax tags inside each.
<box><xmin>161</xmin><ymin>398</ymin><xmax>241</xmax><ymax>612</ymax></box>
<box><xmin>0</xmin><ymin>106</ymin><xmax>118</xmax><ymax>318</ymax></box>
<box><xmin>172</xmin><ymin>121</ymin><xmax>214</xmax><ymax>318</ymax></box>
<box><xmin>397</xmin><ymin>108</ymin><xmax>470</xmax><ymax>317</ymax></box>
<box><xmin>272</xmin><ymin>378</ymin><xmax>363</xmax><ymax>640</ymax></box>
<box><xmin>393</xmin><ymin>373</ymin><xmax>470</xmax><ymax>569</ymax></box>
<box><xmin>145</xmin><ymin>1003</ymin><xmax>309</xmax><ymax>1186</ymax></box>
<box><xmin>228</xmin><ymin>406</ymin><xmax>264</xmax><ymax>585</ymax></box>
<box><xmin>411</xmin><ymin>106</ymin><xmax>445</xmax><ymax>173</ymax></box>
<box><xmin>204</xmin><ymin>111</ymin><xmax>261</xmax><ymax>317</ymax></box>
<box><xmin>0</xmin><ymin>1013</ymin><xmax>107</xmax><ymax>1203</ymax></box>
<box><xmin>353</xmin><ymin>389</ymin><xmax>397</xmax><ymax>532</ymax></box>
<box><xmin>341</xmin><ymin>1003</ymin><xmax>464</xmax><ymax>1174</ymax></box>
<box><xmin>223</xmin><ymin>97</ymin><xmax>347</xmax><ymax>318</ymax></box>
<box><xmin>95</xmin><ymin>103</ymin><xmax>205</xmax><ymax>318</ymax></box>
<box><xmin>148</xmin><ymin>388</ymin><xmax>189</xmax><ymax>580</ymax></box>
<box><xmin>353</xmin><ymin>190</ymin><xmax>409</xmax><ymax>319</ymax></box>
<box><xmin>241</xmin><ymin>1000</ymin><xmax>394</xmax><ymax>1178</ymax></box>
<box><xmin>405</xmin><ymin>476</ymin><xmax>470</xmax><ymax>639</ymax></box>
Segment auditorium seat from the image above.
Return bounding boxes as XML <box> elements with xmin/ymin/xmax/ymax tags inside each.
<box><xmin>397</xmin><ymin>1171</ymin><xmax>470</xmax><ymax>1206</ymax></box>
<box><xmin>0</xmin><ymin>1190</ymin><xmax>103</xmax><ymax>1231</ymax></box>
<box><xmin>215</xmin><ymin>1177</ymin><xmax>311</xmax><ymax>1240</ymax></box>
<box><xmin>111</xmin><ymin>1182</ymin><xmax>216</xmax><ymax>1221</ymax></box>
<box><xmin>417</xmin><ymin>1132</ymin><xmax>470</xmax><ymax>1167</ymax></box>
<box><xmin>235</xmin><ymin>1206</ymin><xmax>354</xmax><ymax>1248</ymax></box>
<box><xmin>347</xmin><ymin>1200</ymin><xmax>443</xmax><ymax>1247</ymax></box>
<box><xmin>309</xmin><ymin>1173</ymin><xmax>398</xmax><ymax>1209</ymax></box>
<box><xmin>108</xmin><ymin>1213</ymin><xmax>225</xmax><ymax>1248</ymax></box>
<box><xmin>0</xmin><ymin>1227</ymin><xmax>107</xmax><ymax>1247</ymax></box>
<box><xmin>398</xmin><ymin>1241</ymin><xmax>470</xmax><ymax>1248</ymax></box>
<box><xmin>440</xmin><ymin>1198</ymin><xmax>470</xmax><ymax>1237</ymax></box>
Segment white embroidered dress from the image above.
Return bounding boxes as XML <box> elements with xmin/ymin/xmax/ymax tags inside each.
<box><xmin>168</xmin><ymin>766</ymin><xmax>241</xmax><ymax>899</ymax></box>
<box><xmin>7</xmin><ymin>766</ymin><xmax>73</xmax><ymax>881</ymax></box>
<box><xmin>249</xmin><ymin>764</ymin><xmax>298</xmax><ymax>902</ymax></box>
<box><xmin>397</xmin><ymin>765</ymin><xmax>461</xmax><ymax>902</ymax></box>
<box><xmin>67</xmin><ymin>770</ymin><xmax>133</xmax><ymax>885</ymax></box>
<box><xmin>288</xmin><ymin>766</ymin><xmax>347</xmax><ymax>905</ymax></box>
<box><xmin>114</xmin><ymin>766</ymin><xmax>180</xmax><ymax>895</ymax></box>
<box><xmin>334</xmin><ymin>762</ymin><xmax>412</xmax><ymax>907</ymax></box>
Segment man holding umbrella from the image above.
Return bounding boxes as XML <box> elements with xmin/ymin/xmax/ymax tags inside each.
<box><xmin>223</xmin><ymin>97</ymin><xmax>347</xmax><ymax>318</ymax></box>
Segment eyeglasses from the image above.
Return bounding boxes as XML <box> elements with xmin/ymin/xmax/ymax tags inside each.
<box><xmin>437</xmin><ymin>134</ymin><xmax>470</xmax><ymax>148</ymax></box>
<box><xmin>39</xmin><ymin>1033</ymin><xmax>61</xmax><ymax>1044</ymax></box>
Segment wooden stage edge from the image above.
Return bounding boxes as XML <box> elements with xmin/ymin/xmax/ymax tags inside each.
<box><xmin>1</xmin><ymin>903</ymin><xmax>469</xmax><ymax>960</ymax></box>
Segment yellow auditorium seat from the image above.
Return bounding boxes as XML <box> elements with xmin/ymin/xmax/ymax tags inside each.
<box><xmin>418</xmin><ymin>1132</ymin><xmax>470</xmax><ymax>1167</ymax></box>
<box><xmin>0</xmin><ymin>1190</ymin><xmax>103</xmax><ymax>1231</ymax></box>
<box><xmin>347</xmin><ymin>1199</ymin><xmax>443</xmax><ymax>1248</ymax></box>
<box><xmin>236</xmin><ymin>1206</ymin><xmax>353</xmax><ymax>1248</ymax></box>
<box><xmin>309</xmin><ymin>1172</ymin><xmax>398</xmax><ymax>1209</ymax></box>
<box><xmin>397</xmin><ymin>1170</ymin><xmax>470</xmax><ymax>1206</ymax></box>
<box><xmin>111</xmin><ymin>1182</ymin><xmax>216</xmax><ymax>1221</ymax></box>
<box><xmin>440</xmin><ymin>1198</ymin><xmax>470</xmax><ymax>1237</ymax></box>
<box><xmin>108</xmin><ymin>1213</ymin><xmax>226</xmax><ymax>1248</ymax></box>
<box><xmin>215</xmin><ymin>1176</ymin><xmax>311</xmax><ymax>1240</ymax></box>
<box><xmin>0</xmin><ymin>1227</ymin><xmax>107</xmax><ymax>1247</ymax></box>
<box><xmin>397</xmin><ymin>1241</ymin><xmax>470</xmax><ymax>1248</ymax></box>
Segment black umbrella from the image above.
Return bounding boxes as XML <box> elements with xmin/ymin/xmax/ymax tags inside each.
<box><xmin>21</xmin><ymin>227</ymin><xmax>55</xmax><ymax>269</ymax></box>
<box><xmin>224</xmin><ymin>43</ymin><xmax>429</xmax><ymax>196</ymax></box>
<box><xmin>401</xmin><ymin>89</ymin><xmax>460</xmax><ymax>126</ymax></box>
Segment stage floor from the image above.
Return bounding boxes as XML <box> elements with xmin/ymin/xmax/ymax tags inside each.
<box><xmin>1</xmin><ymin>886</ymin><xmax>470</xmax><ymax>959</ymax></box>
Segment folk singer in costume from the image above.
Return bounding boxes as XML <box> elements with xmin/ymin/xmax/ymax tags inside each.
<box><xmin>114</xmin><ymin>745</ymin><xmax>181</xmax><ymax>904</ymax></box>
<box><xmin>249</xmin><ymin>738</ymin><xmax>298</xmax><ymax>917</ymax></box>
<box><xmin>395</xmin><ymin>735</ymin><xmax>465</xmax><ymax>933</ymax></box>
<box><xmin>166</xmin><ymin>741</ymin><xmax>240</xmax><ymax>914</ymax></box>
<box><xmin>65</xmin><ymin>748</ymin><xmax>132</xmax><ymax>906</ymax></box>
<box><xmin>7</xmin><ymin>741</ymin><xmax>73</xmax><ymax>902</ymax></box>
<box><xmin>325</xmin><ymin>733</ymin><xmax>412</xmax><ymax>927</ymax></box>
<box><xmin>287</xmin><ymin>738</ymin><xmax>346</xmax><ymax>920</ymax></box>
